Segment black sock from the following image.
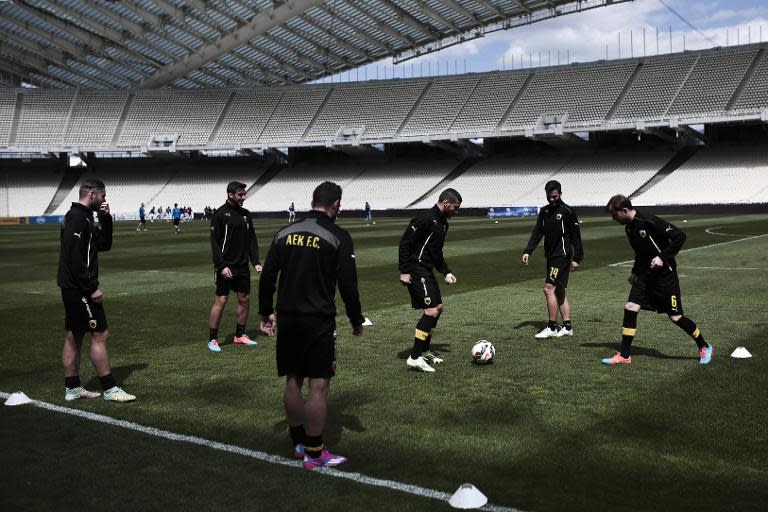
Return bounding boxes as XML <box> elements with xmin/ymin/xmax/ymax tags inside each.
<box><xmin>236</xmin><ymin>324</ymin><xmax>246</xmax><ymax>337</ymax></box>
<box><xmin>563</xmin><ymin>320</ymin><xmax>572</xmax><ymax>330</ymax></box>
<box><xmin>411</xmin><ymin>314</ymin><xmax>436</xmax><ymax>359</ymax></box>
<box><xmin>548</xmin><ymin>320</ymin><xmax>558</xmax><ymax>330</ymax></box>
<box><xmin>425</xmin><ymin>315</ymin><xmax>440</xmax><ymax>352</ymax></box>
<box><xmin>65</xmin><ymin>376</ymin><xmax>80</xmax><ymax>389</ymax></box>
<box><xmin>674</xmin><ymin>316</ymin><xmax>707</xmax><ymax>349</ymax></box>
<box><xmin>209</xmin><ymin>328</ymin><xmax>218</xmax><ymax>342</ymax></box>
<box><xmin>304</xmin><ymin>435</ymin><xmax>324</xmax><ymax>458</ymax></box>
<box><xmin>621</xmin><ymin>309</ymin><xmax>638</xmax><ymax>358</ymax></box>
<box><xmin>289</xmin><ymin>424</ymin><xmax>306</xmax><ymax>446</ymax></box>
<box><xmin>99</xmin><ymin>373</ymin><xmax>117</xmax><ymax>391</ymax></box>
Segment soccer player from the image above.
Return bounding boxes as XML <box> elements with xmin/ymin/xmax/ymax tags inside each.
<box><xmin>208</xmin><ymin>181</ymin><xmax>262</xmax><ymax>352</ymax></box>
<box><xmin>171</xmin><ymin>203</ymin><xmax>182</xmax><ymax>234</ymax></box>
<box><xmin>259</xmin><ymin>181</ymin><xmax>364</xmax><ymax>470</ymax></box>
<box><xmin>137</xmin><ymin>203</ymin><xmax>147</xmax><ymax>231</ymax></box>
<box><xmin>602</xmin><ymin>195</ymin><xmax>713</xmax><ymax>365</ymax></box>
<box><xmin>522</xmin><ymin>180</ymin><xmax>583</xmax><ymax>338</ymax></box>
<box><xmin>288</xmin><ymin>202</ymin><xmax>295</xmax><ymax>223</ymax></box>
<box><xmin>149</xmin><ymin>206</ymin><xmax>156</xmax><ymax>222</ymax></box>
<box><xmin>364</xmin><ymin>201</ymin><xmax>372</xmax><ymax>224</ymax></box>
<box><xmin>57</xmin><ymin>179</ymin><xmax>135</xmax><ymax>402</ymax></box>
<box><xmin>398</xmin><ymin>188</ymin><xmax>462</xmax><ymax>372</ymax></box>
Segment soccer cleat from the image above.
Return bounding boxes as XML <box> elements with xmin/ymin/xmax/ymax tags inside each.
<box><xmin>208</xmin><ymin>340</ymin><xmax>222</xmax><ymax>353</ymax></box>
<box><xmin>557</xmin><ymin>327</ymin><xmax>574</xmax><ymax>337</ymax></box>
<box><xmin>421</xmin><ymin>350</ymin><xmax>443</xmax><ymax>364</ymax></box>
<box><xmin>233</xmin><ymin>334</ymin><xmax>257</xmax><ymax>346</ymax></box>
<box><xmin>102</xmin><ymin>386</ymin><xmax>136</xmax><ymax>402</ymax></box>
<box><xmin>534</xmin><ymin>326</ymin><xmax>560</xmax><ymax>339</ymax></box>
<box><xmin>302</xmin><ymin>449</ymin><xmax>347</xmax><ymax>470</ymax></box>
<box><xmin>64</xmin><ymin>386</ymin><xmax>101</xmax><ymax>401</ymax></box>
<box><xmin>699</xmin><ymin>344</ymin><xmax>713</xmax><ymax>365</ymax></box>
<box><xmin>601</xmin><ymin>352</ymin><xmax>632</xmax><ymax>365</ymax></box>
<box><xmin>406</xmin><ymin>356</ymin><xmax>435</xmax><ymax>372</ymax></box>
<box><xmin>293</xmin><ymin>444</ymin><xmax>305</xmax><ymax>459</ymax></box>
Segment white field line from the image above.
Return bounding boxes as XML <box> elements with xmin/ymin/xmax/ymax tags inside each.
<box><xmin>0</xmin><ymin>391</ymin><xmax>521</xmax><ymax>512</ymax></box>
<box><xmin>608</xmin><ymin>232</ymin><xmax>768</xmax><ymax>268</ymax></box>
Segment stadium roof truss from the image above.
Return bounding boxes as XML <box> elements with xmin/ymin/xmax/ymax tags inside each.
<box><xmin>0</xmin><ymin>0</ymin><xmax>631</xmax><ymax>89</ymax></box>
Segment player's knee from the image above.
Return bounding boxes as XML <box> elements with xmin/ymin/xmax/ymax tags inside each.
<box><xmin>425</xmin><ymin>306</ymin><xmax>441</xmax><ymax>317</ymax></box>
<box><xmin>669</xmin><ymin>314</ymin><xmax>683</xmax><ymax>323</ymax></box>
<box><xmin>238</xmin><ymin>293</ymin><xmax>250</xmax><ymax>304</ymax></box>
<box><xmin>624</xmin><ymin>302</ymin><xmax>640</xmax><ymax>312</ymax></box>
<box><xmin>543</xmin><ymin>284</ymin><xmax>555</xmax><ymax>294</ymax></box>
<box><xmin>215</xmin><ymin>295</ymin><xmax>228</xmax><ymax>306</ymax></box>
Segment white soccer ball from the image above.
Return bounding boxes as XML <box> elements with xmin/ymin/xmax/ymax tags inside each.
<box><xmin>472</xmin><ymin>340</ymin><xmax>495</xmax><ymax>364</ymax></box>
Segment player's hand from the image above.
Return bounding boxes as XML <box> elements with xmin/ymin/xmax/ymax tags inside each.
<box><xmin>444</xmin><ymin>273</ymin><xmax>457</xmax><ymax>285</ymax></box>
<box><xmin>570</xmin><ymin>261</ymin><xmax>580</xmax><ymax>271</ymax></box>
<box><xmin>400</xmin><ymin>273</ymin><xmax>412</xmax><ymax>285</ymax></box>
<box><xmin>352</xmin><ymin>324</ymin><xmax>364</xmax><ymax>337</ymax></box>
<box><xmin>628</xmin><ymin>273</ymin><xmax>637</xmax><ymax>285</ymax></box>
<box><xmin>522</xmin><ymin>253</ymin><xmax>529</xmax><ymax>265</ymax></box>
<box><xmin>90</xmin><ymin>288</ymin><xmax>103</xmax><ymax>303</ymax></box>
<box><xmin>650</xmin><ymin>256</ymin><xmax>664</xmax><ymax>269</ymax></box>
<box><xmin>254</xmin><ymin>264</ymin><xmax>263</xmax><ymax>273</ymax></box>
<box><xmin>99</xmin><ymin>202</ymin><xmax>110</xmax><ymax>214</ymax></box>
<box><xmin>221</xmin><ymin>267</ymin><xmax>233</xmax><ymax>279</ymax></box>
<box><xmin>260</xmin><ymin>314</ymin><xmax>276</xmax><ymax>336</ymax></box>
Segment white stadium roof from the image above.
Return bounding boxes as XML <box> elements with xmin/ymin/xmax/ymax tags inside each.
<box><xmin>0</xmin><ymin>0</ymin><xmax>629</xmax><ymax>89</ymax></box>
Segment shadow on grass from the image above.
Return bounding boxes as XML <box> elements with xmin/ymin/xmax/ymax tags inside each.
<box><xmin>84</xmin><ymin>363</ymin><xmax>149</xmax><ymax>389</ymax></box>
<box><xmin>580</xmin><ymin>342</ymin><xmax>696</xmax><ymax>360</ymax></box>
<box><xmin>513</xmin><ymin>320</ymin><xmax>548</xmax><ymax>331</ymax></box>
<box><xmin>396</xmin><ymin>342</ymin><xmax>452</xmax><ymax>360</ymax></box>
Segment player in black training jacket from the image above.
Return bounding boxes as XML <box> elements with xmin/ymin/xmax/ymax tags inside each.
<box><xmin>602</xmin><ymin>194</ymin><xmax>712</xmax><ymax>366</ymax></box>
<box><xmin>398</xmin><ymin>188</ymin><xmax>462</xmax><ymax>372</ymax></box>
<box><xmin>57</xmin><ymin>178</ymin><xmax>135</xmax><ymax>402</ymax></box>
<box><xmin>207</xmin><ymin>181</ymin><xmax>262</xmax><ymax>352</ymax></box>
<box><xmin>523</xmin><ymin>180</ymin><xmax>584</xmax><ymax>338</ymax></box>
<box><xmin>259</xmin><ymin>181</ymin><xmax>364</xmax><ymax>470</ymax></box>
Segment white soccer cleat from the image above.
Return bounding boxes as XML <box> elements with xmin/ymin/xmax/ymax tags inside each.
<box><xmin>557</xmin><ymin>327</ymin><xmax>574</xmax><ymax>337</ymax></box>
<box><xmin>534</xmin><ymin>326</ymin><xmax>560</xmax><ymax>339</ymax></box>
<box><xmin>407</xmin><ymin>356</ymin><xmax>435</xmax><ymax>372</ymax></box>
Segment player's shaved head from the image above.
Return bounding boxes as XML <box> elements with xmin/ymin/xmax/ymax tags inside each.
<box><xmin>438</xmin><ymin>188</ymin><xmax>462</xmax><ymax>204</ymax></box>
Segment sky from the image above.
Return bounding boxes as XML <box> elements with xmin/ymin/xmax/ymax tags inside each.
<box><xmin>317</xmin><ymin>0</ymin><xmax>768</xmax><ymax>82</ymax></box>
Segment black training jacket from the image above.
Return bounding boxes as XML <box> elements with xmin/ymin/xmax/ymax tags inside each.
<box><xmin>626</xmin><ymin>210</ymin><xmax>686</xmax><ymax>276</ymax></box>
<box><xmin>57</xmin><ymin>202</ymin><xmax>112</xmax><ymax>294</ymax></box>
<box><xmin>210</xmin><ymin>200</ymin><xmax>260</xmax><ymax>271</ymax></box>
<box><xmin>258</xmin><ymin>211</ymin><xmax>364</xmax><ymax>326</ymax></box>
<box><xmin>398</xmin><ymin>205</ymin><xmax>451</xmax><ymax>276</ymax></box>
<box><xmin>523</xmin><ymin>200</ymin><xmax>584</xmax><ymax>262</ymax></box>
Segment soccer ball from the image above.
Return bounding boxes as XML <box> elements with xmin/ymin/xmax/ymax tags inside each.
<box><xmin>471</xmin><ymin>340</ymin><xmax>495</xmax><ymax>364</ymax></box>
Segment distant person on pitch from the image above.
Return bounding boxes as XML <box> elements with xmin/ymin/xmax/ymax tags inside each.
<box><xmin>364</xmin><ymin>201</ymin><xmax>373</xmax><ymax>224</ymax></box>
<box><xmin>172</xmin><ymin>203</ymin><xmax>182</xmax><ymax>233</ymax></box>
<box><xmin>288</xmin><ymin>202</ymin><xmax>296</xmax><ymax>223</ymax></box>
<box><xmin>208</xmin><ymin>181</ymin><xmax>262</xmax><ymax>352</ymax></box>
<box><xmin>522</xmin><ymin>180</ymin><xmax>583</xmax><ymax>338</ymax></box>
<box><xmin>137</xmin><ymin>202</ymin><xmax>147</xmax><ymax>231</ymax></box>
<box><xmin>58</xmin><ymin>179</ymin><xmax>135</xmax><ymax>402</ymax></box>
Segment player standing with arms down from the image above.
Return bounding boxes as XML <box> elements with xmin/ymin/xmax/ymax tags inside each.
<box><xmin>399</xmin><ymin>188</ymin><xmax>462</xmax><ymax>372</ymax></box>
<box><xmin>522</xmin><ymin>180</ymin><xmax>583</xmax><ymax>338</ymax></box>
<box><xmin>208</xmin><ymin>181</ymin><xmax>262</xmax><ymax>352</ymax></box>
<box><xmin>602</xmin><ymin>195</ymin><xmax>712</xmax><ymax>365</ymax></box>
<box><xmin>259</xmin><ymin>181</ymin><xmax>364</xmax><ymax>469</ymax></box>
<box><xmin>137</xmin><ymin>203</ymin><xmax>147</xmax><ymax>231</ymax></box>
<box><xmin>58</xmin><ymin>179</ymin><xmax>136</xmax><ymax>402</ymax></box>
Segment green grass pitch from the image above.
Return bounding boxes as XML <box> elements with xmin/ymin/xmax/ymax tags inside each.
<box><xmin>1</xmin><ymin>212</ymin><xmax>767</xmax><ymax>511</ymax></box>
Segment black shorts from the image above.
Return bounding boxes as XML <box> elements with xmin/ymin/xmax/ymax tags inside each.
<box><xmin>214</xmin><ymin>266</ymin><xmax>250</xmax><ymax>295</ymax></box>
<box><xmin>61</xmin><ymin>289</ymin><xmax>108</xmax><ymax>333</ymax></box>
<box><xmin>628</xmin><ymin>271</ymin><xmax>684</xmax><ymax>315</ymax></box>
<box><xmin>173</xmin><ymin>218</ymin><xmax>180</xmax><ymax>226</ymax></box>
<box><xmin>139</xmin><ymin>215</ymin><xmax>145</xmax><ymax>223</ymax></box>
<box><xmin>276</xmin><ymin>314</ymin><xmax>336</xmax><ymax>379</ymax></box>
<box><xmin>545</xmin><ymin>257</ymin><xmax>571</xmax><ymax>288</ymax></box>
<box><xmin>407</xmin><ymin>272</ymin><xmax>442</xmax><ymax>309</ymax></box>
